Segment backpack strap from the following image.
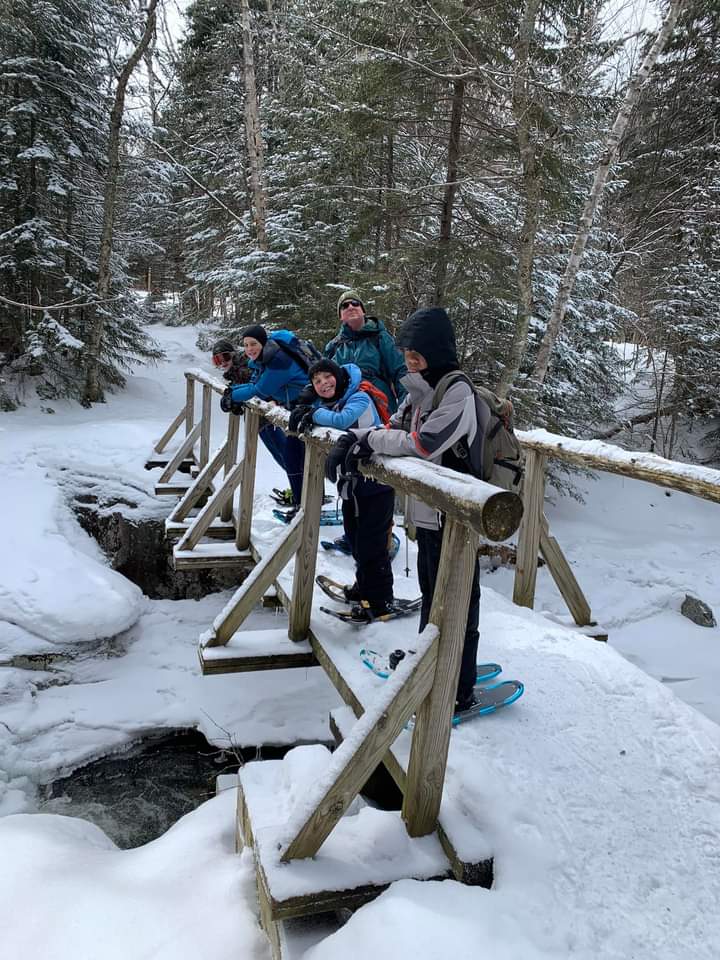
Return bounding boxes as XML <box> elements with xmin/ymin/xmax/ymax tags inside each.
<box><xmin>430</xmin><ymin>370</ymin><xmax>472</xmax><ymax>411</ymax></box>
<box><xmin>329</xmin><ymin>329</ymin><xmax>394</xmax><ymax>398</ymax></box>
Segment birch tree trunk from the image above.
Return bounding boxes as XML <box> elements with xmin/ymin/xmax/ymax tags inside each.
<box><xmin>496</xmin><ymin>0</ymin><xmax>542</xmax><ymax>399</ymax></box>
<box><xmin>240</xmin><ymin>0</ymin><xmax>268</xmax><ymax>252</ymax></box>
<box><xmin>435</xmin><ymin>79</ymin><xmax>465</xmax><ymax>303</ymax></box>
<box><xmin>530</xmin><ymin>0</ymin><xmax>685</xmax><ymax>391</ymax></box>
<box><xmin>83</xmin><ymin>0</ymin><xmax>159</xmax><ymax>404</ymax></box>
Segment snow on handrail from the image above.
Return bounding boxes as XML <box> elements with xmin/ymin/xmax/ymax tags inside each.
<box><xmin>519</xmin><ymin>428</ymin><xmax>720</xmax><ymax>504</ymax></box>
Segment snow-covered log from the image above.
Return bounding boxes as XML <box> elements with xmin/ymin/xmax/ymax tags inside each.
<box><xmin>519</xmin><ymin>429</ymin><xmax>720</xmax><ymax>504</ymax></box>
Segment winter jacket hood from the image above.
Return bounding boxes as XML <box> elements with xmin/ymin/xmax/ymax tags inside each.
<box><xmin>311</xmin><ymin>363</ymin><xmax>381</xmax><ymax>431</ymax></box>
<box><xmin>396</xmin><ymin>307</ymin><xmax>458</xmax><ymax>369</ymax></box>
<box><xmin>312</xmin><ymin>363</ymin><xmax>388</xmax><ymax>497</ymax></box>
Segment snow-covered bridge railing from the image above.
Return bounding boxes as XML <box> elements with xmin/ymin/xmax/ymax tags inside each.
<box><xmin>512</xmin><ymin>428</ymin><xmax>720</xmax><ymax>617</ymax></box>
<box><xmin>146</xmin><ymin>373</ymin><xmax>525</xmax><ymax>951</ymax></box>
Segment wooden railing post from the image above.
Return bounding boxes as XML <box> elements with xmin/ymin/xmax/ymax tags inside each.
<box><xmin>199</xmin><ymin>384</ymin><xmax>212</xmax><ymax>469</ymax></box>
<box><xmin>236</xmin><ymin>410</ymin><xmax>260</xmax><ymax>550</ymax></box>
<box><xmin>288</xmin><ymin>441</ymin><xmax>327</xmax><ymax>641</ymax></box>
<box><xmin>513</xmin><ymin>449</ymin><xmax>546</xmax><ymax>609</ymax></box>
<box><xmin>221</xmin><ymin>414</ymin><xmax>241</xmax><ymax>522</ymax></box>
<box><xmin>185</xmin><ymin>374</ymin><xmax>196</xmax><ymax>435</ymax></box>
<box><xmin>402</xmin><ymin>519</ymin><xmax>479</xmax><ymax>837</ymax></box>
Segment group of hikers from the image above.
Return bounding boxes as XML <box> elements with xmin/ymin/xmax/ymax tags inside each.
<box><xmin>210</xmin><ymin>290</ymin><xmax>487</xmax><ymax>714</ymax></box>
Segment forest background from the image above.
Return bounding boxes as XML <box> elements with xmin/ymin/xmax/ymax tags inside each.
<box><xmin>1</xmin><ymin>0</ymin><xmax>718</xmax><ymax>463</ymax></box>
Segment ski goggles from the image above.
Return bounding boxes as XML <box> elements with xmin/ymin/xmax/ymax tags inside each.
<box><xmin>340</xmin><ymin>299</ymin><xmax>362</xmax><ymax>310</ymax></box>
<box><xmin>212</xmin><ymin>352</ymin><xmax>233</xmax><ymax>367</ymax></box>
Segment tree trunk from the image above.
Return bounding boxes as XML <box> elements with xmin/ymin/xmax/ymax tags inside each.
<box><xmin>83</xmin><ymin>0</ymin><xmax>159</xmax><ymax>404</ymax></box>
<box><xmin>496</xmin><ymin>0</ymin><xmax>542</xmax><ymax>399</ymax></box>
<box><xmin>435</xmin><ymin>79</ymin><xmax>464</xmax><ymax>303</ymax></box>
<box><xmin>240</xmin><ymin>0</ymin><xmax>268</xmax><ymax>252</ymax></box>
<box><xmin>384</xmin><ymin>133</ymin><xmax>394</xmax><ymax>255</ymax></box>
<box><xmin>650</xmin><ymin>349</ymin><xmax>669</xmax><ymax>453</ymax></box>
<box><xmin>530</xmin><ymin>0</ymin><xmax>686</xmax><ymax>391</ymax></box>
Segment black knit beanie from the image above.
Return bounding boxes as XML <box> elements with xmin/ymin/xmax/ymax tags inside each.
<box><xmin>308</xmin><ymin>358</ymin><xmax>349</xmax><ymax>400</ymax></box>
<box><xmin>212</xmin><ymin>338</ymin><xmax>235</xmax><ymax>355</ymax></box>
<box><xmin>240</xmin><ymin>324</ymin><xmax>268</xmax><ymax>346</ymax></box>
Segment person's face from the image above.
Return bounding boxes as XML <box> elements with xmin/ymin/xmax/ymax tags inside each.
<box><xmin>212</xmin><ymin>351</ymin><xmax>233</xmax><ymax>373</ymax></box>
<box><xmin>404</xmin><ymin>349</ymin><xmax>428</xmax><ymax>373</ymax></box>
<box><xmin>312</xmin><ymin>371</ymin><xmax>337</xmax><ymax>399</ymax></box>
<box><xmin>339</xmin><ymin>298</ymin><xmax>364</xmax><ymax>331</ymax></box>
<box><xmin>243</xmin><ymin>337</ymin><xmax>263</xmax><ymax>361</ymax></box>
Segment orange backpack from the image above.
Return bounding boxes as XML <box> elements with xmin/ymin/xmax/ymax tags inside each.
<box><xmin>358</xmin><ymin>379</ymin><xmax>391</xmax><ymax>425</ymax></box>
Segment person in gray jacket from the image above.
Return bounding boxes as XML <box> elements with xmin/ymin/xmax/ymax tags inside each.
<box><xmin>331</xmin><ymin>306</ymin><xmax>482</xmax><ymax>713</ymax></box>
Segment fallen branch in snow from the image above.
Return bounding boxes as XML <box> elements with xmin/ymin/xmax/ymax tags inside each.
<box><xmin>593</xmin><ymin>404</ymin><xmax>680</xmax><ymax>441</ymax></box>
<box><xmin>0</xmin><ymin>293</ymin><xmax>122</xmax><ymax>312</ymax></box>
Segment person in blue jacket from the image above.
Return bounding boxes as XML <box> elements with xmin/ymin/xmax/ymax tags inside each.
<box><xmin>324</xmin><ymin>290</ymin><xmax>408</xmax><ymax>414</ymax></box>
<box><xmin>289</xmin><ymin>358</ymin><xmax>397</xmax><ymax>620</ymax></box>
<box><xmin>230</xmin><ymin>325</ymin><xmax>309</xmax><ymax>507</ymax></box>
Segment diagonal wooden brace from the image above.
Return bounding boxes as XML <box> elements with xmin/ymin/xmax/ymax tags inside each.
<box><xmin>280</xmin><ymin>637</ymin><xmax>439</xmax><ymax>862</ymax></box>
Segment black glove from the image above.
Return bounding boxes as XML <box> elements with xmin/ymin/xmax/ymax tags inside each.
<box><xmin>343</xmin><ymin>433</ymin><xmax>373</xmax><ymax>474</ymax></box>
<box><xmin>325</xmin><ymin>433</ymin><xmax>355</xmax><ymax>484</ymax></box>
<box><xmin>220</xmin><ymin>387</ymin><xmax>233</xmax><ymax>413</ymax></box>
<box><xmin>288</xmin><ymin>404</ymin><xmax>314</xmax><ymax>434</ymax></box>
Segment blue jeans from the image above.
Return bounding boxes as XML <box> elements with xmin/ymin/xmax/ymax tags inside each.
<box><xmin>259</xmin><ymin>425</ymin><xmax>304</xmax><ymax>505</ymax></box>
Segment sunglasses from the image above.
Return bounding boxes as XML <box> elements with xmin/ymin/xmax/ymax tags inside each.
<box><xmin>212</xmin><ymin>352</ymin><xmax>232</xmax><ymax>366</ymax></box>
<box><xmin>340</xmin><ymin>299</ymin><xmax>362</xmax><ymax>310</ymax></box>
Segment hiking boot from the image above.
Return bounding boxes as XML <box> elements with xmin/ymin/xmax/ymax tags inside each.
<box><xmin>343</xmin><ymin>582</ymin><xmax>362</xmax><ymax>603</ymax></box>
<box><xmin>349</xmin><ymin>599</ymin><xmax>400</xmax><ymax>623</ymax></box>
<box><xmin>333</xmin><ymin>533</ymin><xmax>352</xmax><ymax>554</ymax></box>
<box><xmin>454</xmin><ymin>694</ymin><xmax>478</xmax><ymax>715</ymax></box>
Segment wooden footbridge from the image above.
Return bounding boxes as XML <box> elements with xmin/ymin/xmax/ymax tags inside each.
<box><xmin>148</xmin><ymin>369</ymin><xmax>720</xmax><ymax>958</ymax></box>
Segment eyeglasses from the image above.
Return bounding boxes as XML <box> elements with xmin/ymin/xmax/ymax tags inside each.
<box><xmin>340</xmin><ymin>299</ymin><xmax>362</xmax><ymax>310</ymax></box>
<box><xmin>212</xmin><ymin>352</ymin><xmax>232</xmax><ymax>367</ymax></box>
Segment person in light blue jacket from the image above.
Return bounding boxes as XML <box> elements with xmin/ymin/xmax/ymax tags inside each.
<box><xmin>230</xmin><ymin>325</ymin><xmax>309</xmax><ymax>507</ymax></box>
<box><xmin>289</xmin><ymin>359</ymin><xmax>397</xmax><ymax>620</ymax></box>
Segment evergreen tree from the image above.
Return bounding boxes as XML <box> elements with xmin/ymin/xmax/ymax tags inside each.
<box><xmin>0</xmin><ymin>0</ymin><xmax>161</xmax><ymax>405</ymax></box>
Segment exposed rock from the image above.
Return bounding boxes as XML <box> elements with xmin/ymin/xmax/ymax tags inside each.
<box><xmin>680</xmin><ymin>595</ymin><xmax>717</xmax><ymax>628</ymax></box>
<box><xmin>58</xmin><ymin>468</ymin><xmax>244</xmax><ymax>600</ymax></box>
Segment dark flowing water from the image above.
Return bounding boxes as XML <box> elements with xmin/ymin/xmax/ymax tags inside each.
<box><xmin>42</xmin><ymin>728</ymin><xmax>289</xmax><ymax>848</ymax></box>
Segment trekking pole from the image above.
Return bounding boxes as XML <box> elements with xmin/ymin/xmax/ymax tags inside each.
<box><xmin>403</xmin><ymin>494</ymin><xmax>410</xmax><ymax>577</ymax></box>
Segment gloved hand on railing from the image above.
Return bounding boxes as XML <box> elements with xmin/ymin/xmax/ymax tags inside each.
<box><xmin>220</xmin><ymin>387</ymin><xmax>245</xmax><ymax>416</ymax></box>
<box><xmin>325</xmin><ymin>433</ymin><xmax>354</xmax><ymax>484</ymax></box>
<box><xmin>288</xmin><ymin>404</ymin><xmax>315</xmax><ymax>435</ymax></box>
<box><xmin>343</xmin><ymin>432</ymin><xmax>373</xmax><ymax>474</ymax></box>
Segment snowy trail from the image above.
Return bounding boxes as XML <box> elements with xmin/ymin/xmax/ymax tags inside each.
<box><xmin>1</xmin><ymin>324</ymin><xmax>719</xmax><ymax>959</ymax></box>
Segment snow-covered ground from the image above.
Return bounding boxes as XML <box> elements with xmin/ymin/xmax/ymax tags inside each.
<box><xmin>1</xmin><ymin>324</ymin><xmax>719</xmax><ymax>959</ymax></box>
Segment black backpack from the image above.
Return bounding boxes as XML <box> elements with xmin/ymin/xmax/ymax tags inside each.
<box><xmin>274</xmin><ymin>335</ymin><xmax>322</xmax><ymax>373</ymax></box>
<box><xmin>431</xmin><ymin>372</ymin><xmax>524</xmax><ymax>490</ymax></box>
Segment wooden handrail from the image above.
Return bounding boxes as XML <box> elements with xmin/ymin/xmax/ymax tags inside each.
<box><xmin>254</xmin><ymin>400</ymin><xmax>524</xmax><ymax>543</ymax></box>
<box><xmin>519</xmin><ymin>428</ymin><xmax>720</xmax><ymax>504</ymax></box>
<box><xmin>184</xmin><ymin>367</ymin><xmax>226</xmax><ymax>395</ymax></box>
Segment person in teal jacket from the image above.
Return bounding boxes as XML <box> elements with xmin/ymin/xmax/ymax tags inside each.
<box><xmin>324</xmin><ymin>289</ymin><xmax>407</xmax><ymax>414</ymax></box>
<box><xmin>229</xmin><ymin>325</ymin><xmax>309</xmax><ymax>506</ymax></box>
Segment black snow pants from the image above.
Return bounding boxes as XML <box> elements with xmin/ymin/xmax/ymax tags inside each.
<box><xmin>341</xmin><ymin>485</ymin><xmax>395</xmax><ymax>613</ymax></box>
